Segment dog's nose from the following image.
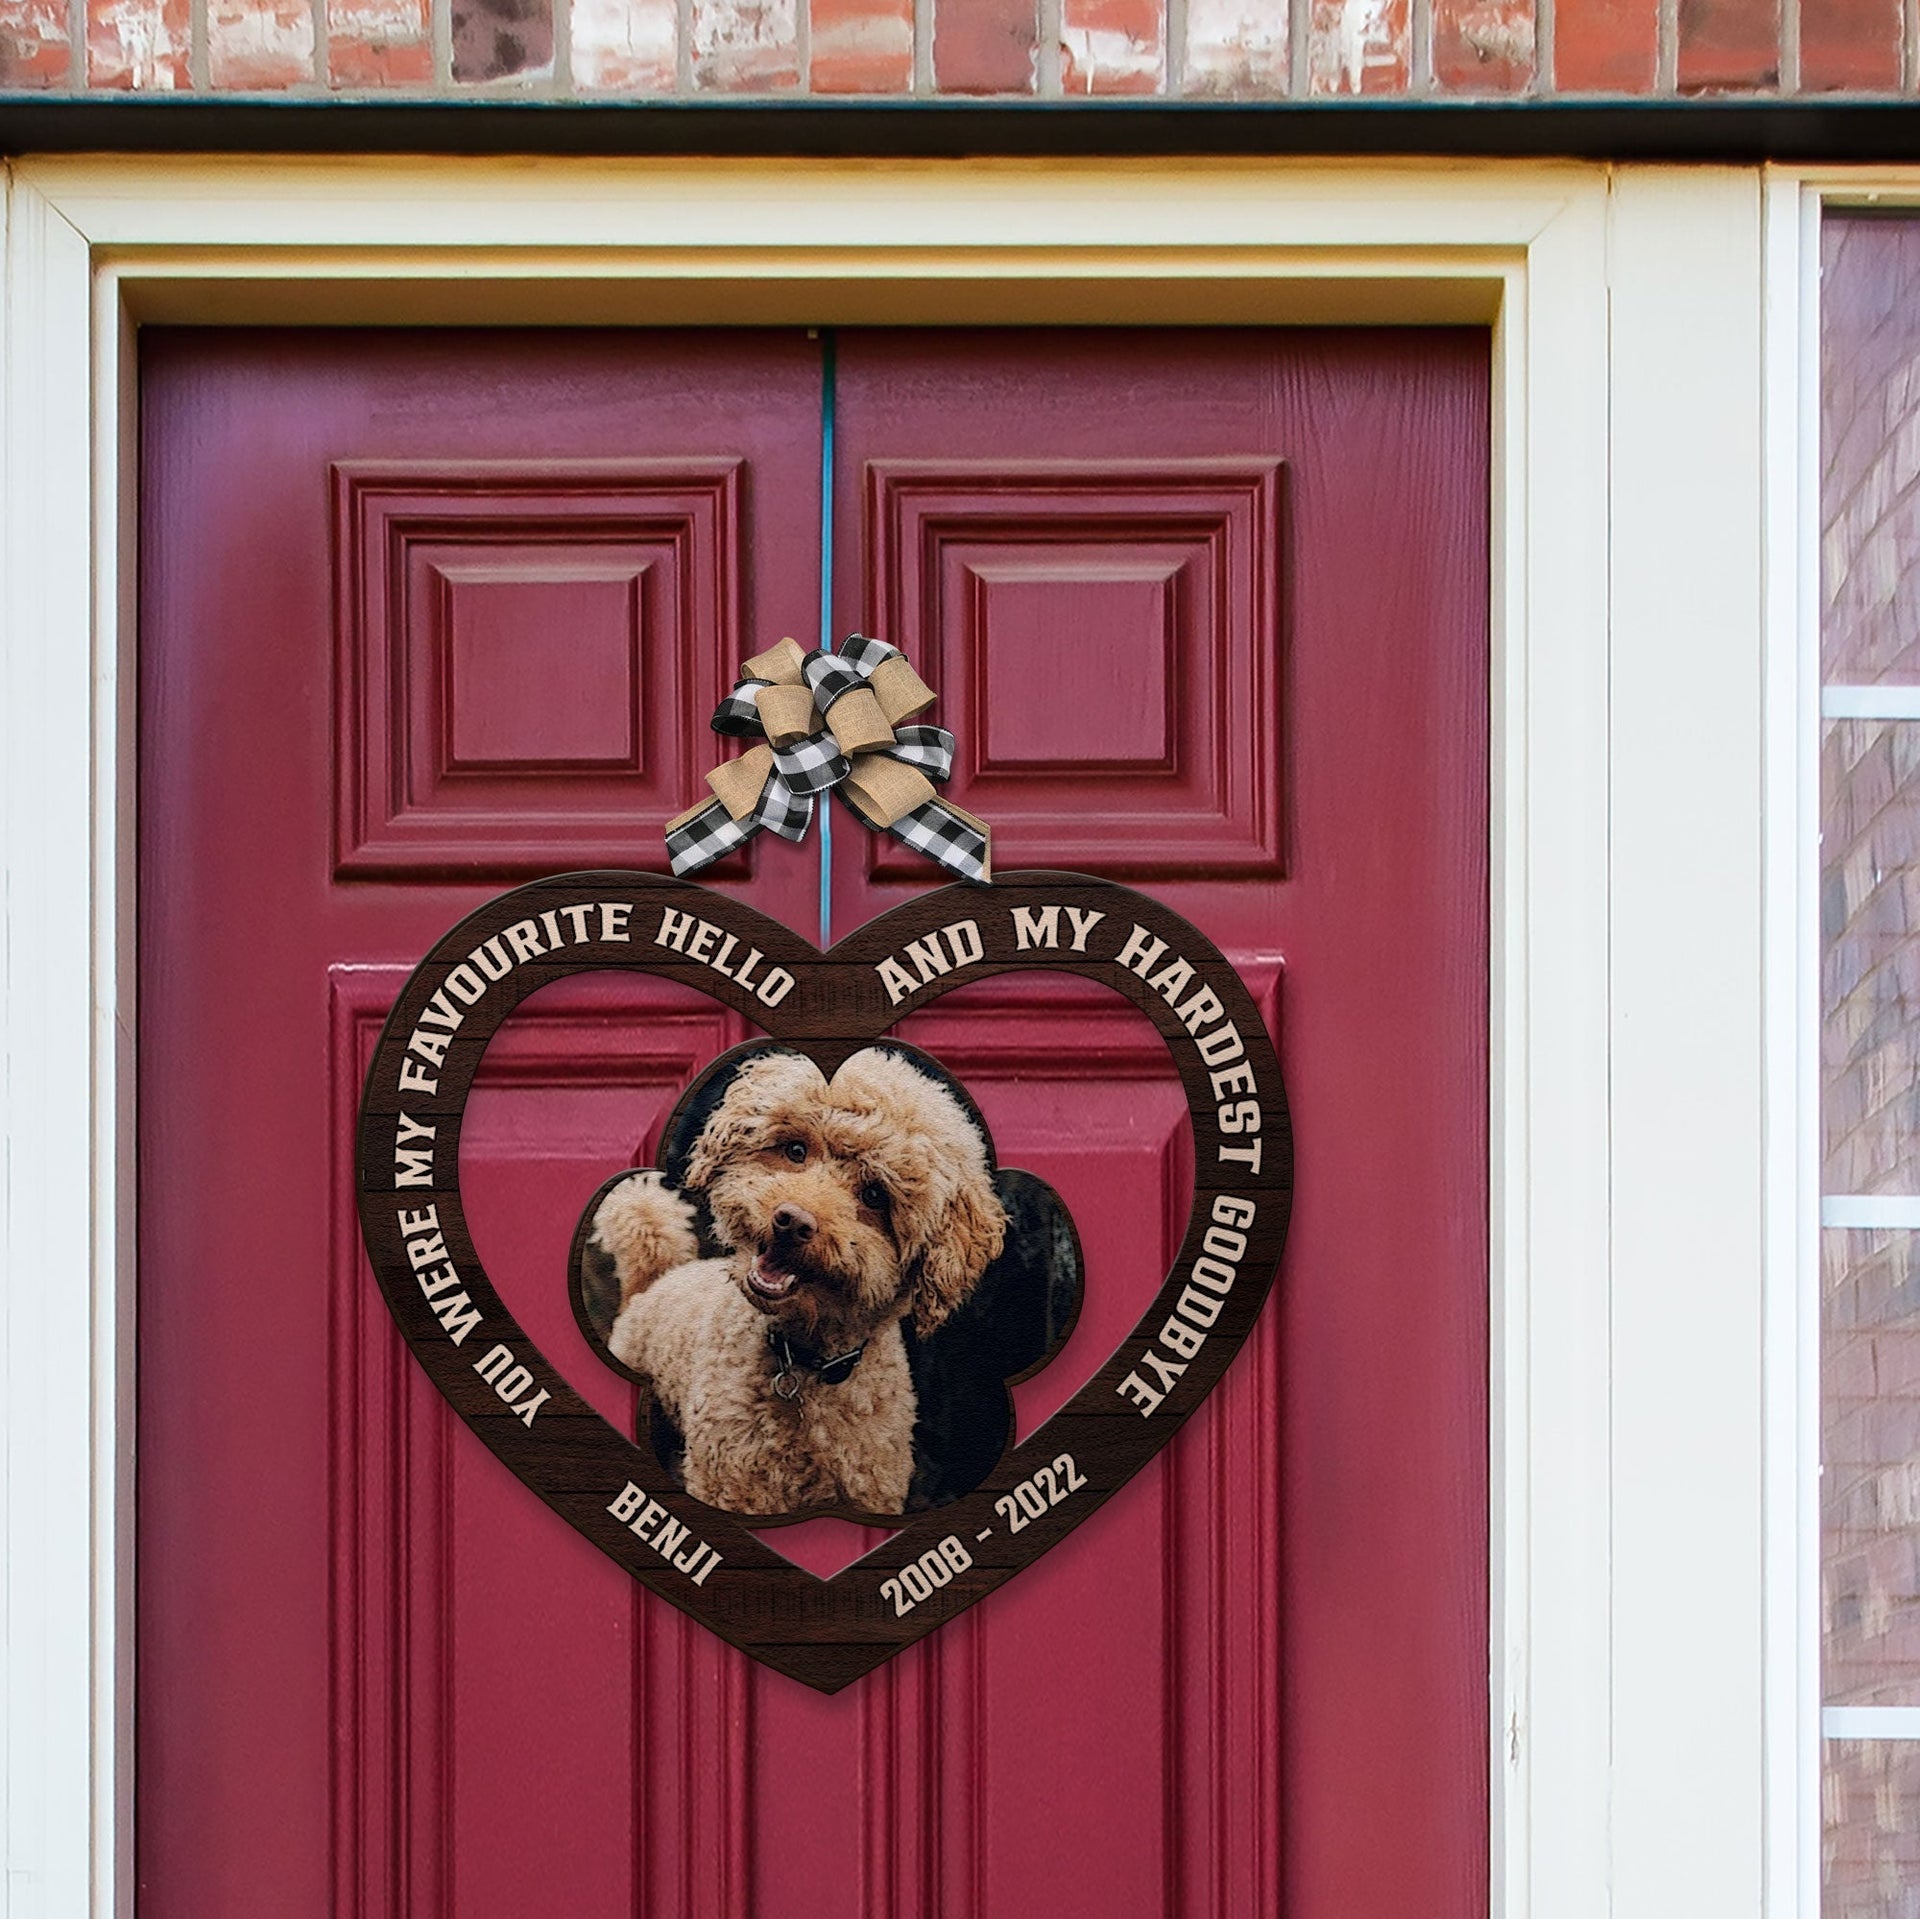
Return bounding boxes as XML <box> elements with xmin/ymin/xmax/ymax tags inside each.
<box><xmin>771</xmin><ymin>1203</ymin><xmax>816</xmax><ymax>1243</ymax></box>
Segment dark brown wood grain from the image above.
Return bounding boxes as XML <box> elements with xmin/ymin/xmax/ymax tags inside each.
<box><xmin>356</xmin><ymin>869</ymin><xmax>1291</xmax><ymax>1691</ymax></box>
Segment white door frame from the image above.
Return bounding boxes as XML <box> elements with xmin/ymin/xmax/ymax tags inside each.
<box><xmin>0</xmin><ymin>156</ymin><xmax>1771</xmax><ymax>1917</ymax></box>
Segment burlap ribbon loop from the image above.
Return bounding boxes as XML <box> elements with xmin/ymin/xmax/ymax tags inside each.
<box><xmin>664</xmin><ymin>635</ymin><xmax>991</xmax><ymax>883</ymax></box>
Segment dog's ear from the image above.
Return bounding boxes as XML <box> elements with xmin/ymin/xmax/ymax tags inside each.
<box><xmin>679</xmin><ymin>1048</ymin><xmax>821</xmax><ymax>1192</ymax></box>
<box><xmin>912</xmin><ymin>1172</ymin><xmax>1008</xmax><ymax>1338</ymax></box>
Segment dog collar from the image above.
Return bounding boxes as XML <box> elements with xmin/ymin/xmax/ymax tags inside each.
<box><xmin>767</xmin><ymin>1325</ymin><xmax>868</xmax><ymax>1399</ymax></box>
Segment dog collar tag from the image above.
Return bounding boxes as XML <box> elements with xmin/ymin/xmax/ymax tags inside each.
<box><xmin>767</xmin><ymin>1326</ymin><xmax>868</xmax><ymax>1388</ymax></box>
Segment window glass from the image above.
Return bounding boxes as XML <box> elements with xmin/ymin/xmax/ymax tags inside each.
<box><xmin>1821</xmin><ymin>211</ymin><xmax>1920</xmax><ymax>1919</ymax></box>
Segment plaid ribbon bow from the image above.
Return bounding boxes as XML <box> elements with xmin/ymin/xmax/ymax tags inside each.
<box><xmin>664</xmin><ymin>635</ymin><xmax>992</xmax><ymax>883</ymax></box>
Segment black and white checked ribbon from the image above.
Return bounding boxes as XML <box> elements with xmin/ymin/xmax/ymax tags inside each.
<box><xmin>665</xmin><ymin>636</ymin><xmax>991</xmax><ymax>883</ymax></box>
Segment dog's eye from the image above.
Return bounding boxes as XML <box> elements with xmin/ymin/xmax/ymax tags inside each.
<box><xmin>859</xmin><ymin>1179</ymin><xmax>891</xmax><ymax>1213</ymax></box>
<box><xmin>781</xmin><ymin>1140</ymin><xmax>807</xmax><ymax>1164</ymax></box>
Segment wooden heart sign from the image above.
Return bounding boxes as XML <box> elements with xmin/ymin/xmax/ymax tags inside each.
<box><xmin>356</xmin><ymin>870</ymin><xmax>1292</xmax><ymax>1693</ymax></box>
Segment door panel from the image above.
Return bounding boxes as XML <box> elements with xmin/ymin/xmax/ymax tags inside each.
<box><xmin>137</xmin><ymin>331</ymin><xmax>819</xmax><ymax>1916</ymax></box>
<box><xmin>329</xmin><ymin>970</ymin><xmax>752</xmax><ymax>1915</ymax></box>
<box><xmin>857</xmin><ymin>455</ymin><xmax>1282</xmax><ymax>879</ymax></box>
<box><xmin>831</xmin><ymin>330</ymin><xmax>1490</xmax><ymax>1918</ymax></box>
<box><xmin>139</xmin><ymin>325</ymin><xmax>1487</xmax><ymax>1918</ymax></box>
<box><xmin>333</xmin><ymin>459</ymin><xmax>753</xmax><ymax>877</ymax></box>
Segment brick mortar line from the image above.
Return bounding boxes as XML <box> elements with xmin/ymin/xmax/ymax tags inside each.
<box><xmin>1289</xmin><ymin>0</ymin><xmax>1310</xmax><ymax>97</ymax></box>
<box><xmin>554</xmin><ymin>0</ymin><xmax>573</xmax><ymax>97</ymax></box>
<box><xmin>677</xmin><ymin>0</ymin><xmax>692</xmax><ymax>91</ymax></box>
<box><xmin>1657</xmin><ymin>0</ymin><xmax>1677</xmax><ymax>91</ymax></box>
<box><xmin>913</xmin><ymin>0</ymin><xmax>932</xmax><ymax>91</ymax></box>
<box><xmin>1164</xmin><ymin>0</ymin><xmax>1184</xmax><ymax>94</ymax></box>
<box><xmin>312</xmin><ymin>0</ymin><xmax>327</xmax><ymax>87</ymax></box>
<box><xmin>1039</xmin><ymin>0</ymin><xmax>1062</xmax><ymax>95</ymax></box>
<box><xmin>1413</xmin><ymin>0</ymin><xmax>1434</xmax><ymax>94</ymax></box>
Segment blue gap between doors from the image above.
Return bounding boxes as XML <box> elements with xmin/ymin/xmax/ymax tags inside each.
<box><xmin>817</xmin><ymin>327</ymin><xmax>837</xmax><ymax>951</ymax></box>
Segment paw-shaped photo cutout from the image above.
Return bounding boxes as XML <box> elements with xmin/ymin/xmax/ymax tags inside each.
<box><xmin>359</xmin><ymin>871</ymin><xmax>1288</xmax><ymax>1687</ymax></box>
<box><xmin>570</xmin><ymin>1042</ymin><xmax>1083</xmax><ymax>1525</ymax></box>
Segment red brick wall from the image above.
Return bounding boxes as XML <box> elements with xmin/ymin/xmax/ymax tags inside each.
<box><xmin>10</xmin><ymin>0</ymin><xmax>1911</xmax><ymax>100</ymax></box>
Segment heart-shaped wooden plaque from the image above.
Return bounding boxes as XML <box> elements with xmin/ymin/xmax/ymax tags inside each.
<box><xmin>356</xmin><ymin>871</ymin><xmax>1291</xmax><ymax>1692</ymax></box>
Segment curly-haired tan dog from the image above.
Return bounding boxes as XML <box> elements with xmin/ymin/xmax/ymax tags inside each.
<box><xmin>594</xmin><ymin>1048</ymin><xmax>1007</xmax><ymax>1517</ymax></box>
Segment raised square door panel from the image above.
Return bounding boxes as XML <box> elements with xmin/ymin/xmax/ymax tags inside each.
<box><xmin>863</xmin><ymin>461</ymin><xmax>1284</xmax><ymax>881</ymax></box>
<box><xmin>334</xmin><ymin>460</ymin><xmax>745</xmax><ymax>877</ymax></box>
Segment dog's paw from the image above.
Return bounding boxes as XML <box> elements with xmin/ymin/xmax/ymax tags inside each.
<box><xmin>591</xmin><ymin>1171</ymin><xmax>700</xmax><ymax>1309</ymax></box>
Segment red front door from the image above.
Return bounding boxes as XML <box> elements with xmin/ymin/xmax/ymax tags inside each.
<box><xmin>138</xmin><ymin>325</ymin><xmax>1487</xmax><ymax>1915</ymax></box>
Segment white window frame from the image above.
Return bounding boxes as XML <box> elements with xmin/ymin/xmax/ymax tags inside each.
<box><xmin>1761</xmin><ymin>166</ymin><xmax>1920</xmax><ymax>1919</ymax></box>
<box><xmin>0</xmin><ymin>156</ymin><xmax>1774</xmax><ymax>1917</ymax></box>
